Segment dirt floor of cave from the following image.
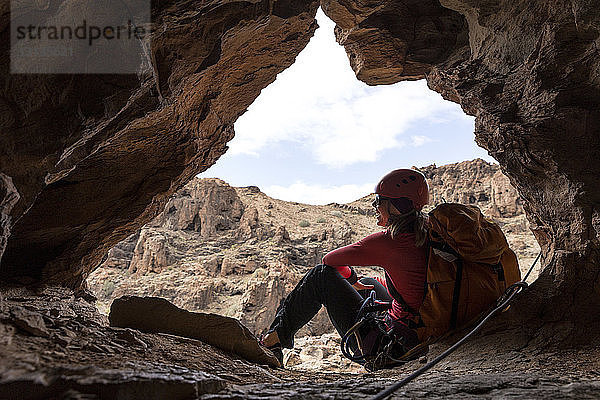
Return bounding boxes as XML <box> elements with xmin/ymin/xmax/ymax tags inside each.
<box><xmin>1</xmin><ymin>286</ymin><xmax>599</xmax><ymax>399</ymax></box>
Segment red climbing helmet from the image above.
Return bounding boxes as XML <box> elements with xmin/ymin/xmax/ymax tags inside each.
<box><xmin>374</xmin><ymin>169</ymin><xmax>429</xmax><ymax>211</ymax></box>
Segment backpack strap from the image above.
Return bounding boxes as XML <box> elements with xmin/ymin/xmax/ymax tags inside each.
<box><xmin>449</xmin><ymin>258</ymin><xmax>463</xmax><ymax>330</ymax></box>
<box><xmin>384</xmin><ymin>271</ymin><xmax>419</xmax><ymax>318</ymax></box>
<box><xmin>428</xmin><ymin>240</ymin><xmax>463</xmax><ymax>330</ymax></box>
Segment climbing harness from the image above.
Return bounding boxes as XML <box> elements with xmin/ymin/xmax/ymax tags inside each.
<box><xmin>341</xmin><ymin>292</ymin><xmax>387</xmax><ymax>361</ymax></box>
<box><xmin>340</xmin><ymin>291</ymin><xmax>414</xmax><ymax>371</ymax></box>
<box><xmin>370</xmin><ymin>251</ymin><xmax>542</xmax><ymax>400</ymax></box>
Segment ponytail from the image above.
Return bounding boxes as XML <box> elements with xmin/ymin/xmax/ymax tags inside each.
<box><xmin>387</xmin><ymin>209</ymin><xmax>428</xmax><ymax>247</ymax></box>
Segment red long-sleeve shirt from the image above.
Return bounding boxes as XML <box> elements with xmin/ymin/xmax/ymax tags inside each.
<box><xmin>322</xmin><ymin>230</ymin><xmax>427</xmax><ymax>320</ymax></box>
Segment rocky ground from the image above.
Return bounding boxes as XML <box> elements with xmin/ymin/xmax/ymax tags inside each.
<box><xmin>1</xmin><ymin>285</ymin><xmax>599</xmax><ymax>399</ymax></box>
<box><xmin>86</xmin><ymin>159</ymin><xmax>540</xmax><ymax>373</ymax></box>
<box><xmin>0</xmin><ymin>286</ymin><xmax>275</xmax><ymax>399</ymax></box>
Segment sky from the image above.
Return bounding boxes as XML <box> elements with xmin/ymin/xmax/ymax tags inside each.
<box><xmin>200</xmin><ymin>8</ymin><xmax>494</xmax><ymax>205</ymax></box>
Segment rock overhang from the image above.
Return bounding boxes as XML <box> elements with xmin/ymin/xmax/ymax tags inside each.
<box><xmin>0</xmin><ymin>0</ymin><xmax>321</xmax><ymax>286</ymax></box>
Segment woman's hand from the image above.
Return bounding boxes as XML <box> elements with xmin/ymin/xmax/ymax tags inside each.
<box><xmin>352</xmin><ymin>278</ymin><xmax>375</xmax><ymax>291</ymax></box>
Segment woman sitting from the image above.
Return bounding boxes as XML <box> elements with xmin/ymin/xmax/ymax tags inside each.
<box><xmin>261</xmin><ymin>169</ymin><xmax>430</xmax><ymax>368</ymax></box>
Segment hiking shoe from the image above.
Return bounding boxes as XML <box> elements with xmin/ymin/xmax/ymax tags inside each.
<box><xmin>260</xmin><ymin>335</ymin><xmax>284</xmax><ymax>368</ymax></box>
<box><xmin>268</xmin><ymin>345</ymin><xmax>284</xmax><ymax>367</ymax></box>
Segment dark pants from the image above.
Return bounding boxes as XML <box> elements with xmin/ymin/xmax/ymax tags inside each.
<box><xmin>268</xmin><ymin>264</ymin><xmax>392</xmax><ymax>349</ymax></box>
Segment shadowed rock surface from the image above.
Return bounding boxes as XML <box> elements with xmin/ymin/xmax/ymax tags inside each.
<box><xmin>0</xmin><ymin>174</ymin><xmax>18</xmax><ymax>274</ymax></box>
<box><xmin>0</xmin><ymin>286</ymin><xmax>275</xmax><ymax>400</ymax></box>
<box><xmin>200</xmin><ymin>373</ymin><xmax>600</xmax><ymax>399</ymax></box>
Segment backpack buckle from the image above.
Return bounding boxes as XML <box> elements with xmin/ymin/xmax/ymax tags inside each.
<box><xmin>492</xmin><ymin>263</ymin><xmax>505</xmax><ymax>281</ymax></box>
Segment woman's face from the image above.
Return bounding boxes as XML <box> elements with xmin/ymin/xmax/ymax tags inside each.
<box><xmin>372</xmin><ymin>195</ymin><xmax>391</xmax><ymax>227</ymax></box>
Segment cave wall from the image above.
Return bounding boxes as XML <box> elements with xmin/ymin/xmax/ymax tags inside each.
<box><xmin>0</xmin><ymin>0</ymin><xmax>320</xmax><ymax>286</ymax></box>
<box><xmin>434</xmin><ymin>0</ymin><xmax>600</xmax><ymax>325</ymax></box>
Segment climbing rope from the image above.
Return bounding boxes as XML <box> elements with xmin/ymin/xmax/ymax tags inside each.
<box><xmin>370</xmin><ymin>252</ymin><xmax>542</xmax><ymax>400</ymax></box>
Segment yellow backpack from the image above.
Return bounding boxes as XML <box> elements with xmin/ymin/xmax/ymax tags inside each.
<box><xmin>414</xmin><ymin>203</ymin><xmax>521</xmax><ymax>342</ymax></box>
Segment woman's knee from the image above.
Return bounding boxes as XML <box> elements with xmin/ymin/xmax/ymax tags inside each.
<box><xmin>309</xmin><ymin>264</ymin><xmax>337</xmax><ymax>277</ymax></box>
<box><xmin>304</xmin><ymin>264</ymin><xmax>343</xmax><ymax>290</ymax></box>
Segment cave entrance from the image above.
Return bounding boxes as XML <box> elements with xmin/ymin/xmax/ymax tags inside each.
<box><xmin>3</xmin><ymin>0</ymin><xmax>600</xmax><ymax>395</ymax></box>
<box><xmin>86</xmin><ymin>7</ymin><xmax>541</xmax><ymax>373</ymax></box>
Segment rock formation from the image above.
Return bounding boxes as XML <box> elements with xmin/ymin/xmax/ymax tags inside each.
<box><xmin>420</xmin><ymin>159</ymin><xmax>523</xmax><ymax>218</ymax></box>
<box><xmin>149</xmin><ymin>178</ymin><xmax>245</xmax><ymax>236</ymax></box>
<box><xmin>88</xmin><ymin>176</ymin><xmax>366</xmax><ymax>334</ymax></box>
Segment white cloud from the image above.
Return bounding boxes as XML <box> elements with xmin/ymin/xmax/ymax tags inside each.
<box><xmin>411</xmin><ymin>135</ymin><xmax>433</xmax><ymax>147</ymax></box>
<box><xmin>230</xmin><ymin>8</ymin><xmax>467</xmax><ymax>168</ymax></box>
<box><xmin>265</xmin><ymin>181</ymin><xmax>374</xmax><ymax>205</ymax></box>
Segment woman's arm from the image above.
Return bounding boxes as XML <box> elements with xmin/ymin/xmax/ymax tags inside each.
<box><xmin>322</xmin><ymin>232</ymin><xmax>385</xmax><ymax>283</ymax></box>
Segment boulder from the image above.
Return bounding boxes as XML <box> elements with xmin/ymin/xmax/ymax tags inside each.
<box><xmin>109</xmin><ymin>296</ymin><xmax>280</xmax><ymax>368</ymax></box>
<box><xmin>10</xmin><ymin>306</ymin><xmax>50</xmax><ymax>338</ymax></box>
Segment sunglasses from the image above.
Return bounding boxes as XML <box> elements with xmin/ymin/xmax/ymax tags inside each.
<box><xmin>372</xmin><ymin>194</ymin><xmax>389</xmax><ymax>207</ymax></box>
